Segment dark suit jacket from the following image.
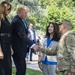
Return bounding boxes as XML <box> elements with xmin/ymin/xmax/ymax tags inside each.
<box><xmin>11</xmin><ymin>15</ymin><xmax>33</xmax><ymax>55</ymax></box>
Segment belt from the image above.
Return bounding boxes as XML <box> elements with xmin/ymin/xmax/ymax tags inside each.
<box><xmin>0</xmin><ymin>33</ymin><xmax>11</xmax><ymax>37</ymax></box>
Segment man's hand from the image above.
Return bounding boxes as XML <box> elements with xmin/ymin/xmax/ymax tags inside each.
<box><xmin>27</xmin><ymin>33</ymin><xmax>31</xmax><ymax>38</ymax></box>
<box><xmin>32</xmin><ymin>45</ymin><xmax>41</xmax><ymax>52</ymax></box>
<box><xmin>11</xmin><ymin>48</ymin><xmax>14</xmax><ymax>55</ymax></box>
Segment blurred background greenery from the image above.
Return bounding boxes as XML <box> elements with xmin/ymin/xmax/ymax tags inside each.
<box><xmin>0</xmin><ymin>0</ymin><xmax>75</xmax><ymax>32</ymax></box>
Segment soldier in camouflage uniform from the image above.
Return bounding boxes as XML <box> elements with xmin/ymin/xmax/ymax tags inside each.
<box><xmin>56</xmin><ymin>20</ymin><xmax>75</xmax><ymax>75</ymax></box>
<box><xmin>40</xmin><ymin>20</ymin><xmax>75</xmax><ymax>75</ymax></box>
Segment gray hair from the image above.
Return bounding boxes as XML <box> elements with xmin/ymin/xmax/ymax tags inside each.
<box><xmin>17</xmin><ymin>5</ymin><xmax>29</xmax><ymax>14</ymax></box>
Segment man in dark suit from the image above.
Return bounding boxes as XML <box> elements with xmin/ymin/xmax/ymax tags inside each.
<box><xmin>11</xmin><ymin>6</ymin><xmax>39</xmax><ymax>75</ymax></box>
<box><xmin>28</xmin><ymin>23</ymin><xmax>36</xmax><ymax>61</ymax></box>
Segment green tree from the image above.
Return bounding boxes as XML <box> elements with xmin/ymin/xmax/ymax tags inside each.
<box><xmin>38</xmin><ymin>0</ymin><xmax>75</xmax><ymax>32</ymax></box>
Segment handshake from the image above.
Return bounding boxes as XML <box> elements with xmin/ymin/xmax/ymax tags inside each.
<box><xmin>40</xmin><ymin>48</ymin><xmax>57</xmax><ymax>55</ymax></box>
<box><xmin>33</xmin><ymin>44</ymin><xmax>57</xmax><ymax>55</ymax></box>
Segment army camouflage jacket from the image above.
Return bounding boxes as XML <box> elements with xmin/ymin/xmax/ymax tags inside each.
<box><xmin>57</xmin><ymin>31</ymin><xmax>75</xmax><ymax>71</ymax></box>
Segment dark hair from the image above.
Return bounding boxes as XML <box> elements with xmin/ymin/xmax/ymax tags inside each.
<box><xmin>45</xmin><ymin>22</ymin><xmax>60</xmax><ymax>41</ymax></box>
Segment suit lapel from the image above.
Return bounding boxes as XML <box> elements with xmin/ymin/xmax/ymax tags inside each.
<box><xmin>16</xmin><ymin>15</ymin><xmax>24</xmax><ymax>27</ymax></box>
<box><xmin>16</xmin><ymin>15</ymin><xmax>28</xmax><ymax>34</ymax></box>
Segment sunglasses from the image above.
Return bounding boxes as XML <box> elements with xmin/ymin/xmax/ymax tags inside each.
<box><xmin>7</xmin><ymin>8</ymin><xmax>11</xmax><ymax>11</ymax></box>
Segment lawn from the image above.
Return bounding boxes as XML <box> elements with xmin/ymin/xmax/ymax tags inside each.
<box><xmin>12</xmin><ymin>67</ymin><xmax>62</xmax><ymax>75</ymax></box>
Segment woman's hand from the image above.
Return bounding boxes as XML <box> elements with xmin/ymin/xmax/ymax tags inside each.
<box><xmin>0</xmin><ymin>47</ymin><xmax>4</xmax><ymax>59</ymax></box>
<box><xmin>56</xmin><ymin>66</ymin><xmax>59</xmax><ymax>74</ymax></box>
<box><xmin>38</xmin><ymin>62</ymin><xmax>43</xmax><ymax>71</ymax></box>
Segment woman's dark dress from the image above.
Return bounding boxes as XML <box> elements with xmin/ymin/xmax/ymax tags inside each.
<box><xmin>0</xmin><ymin>17</ymin><xmax>12</xmax><ymax>75</ymax></box>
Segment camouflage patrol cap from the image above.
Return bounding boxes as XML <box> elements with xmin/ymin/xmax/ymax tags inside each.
<box><xmin>59</xmin><ymin>19</ymin><xmax>72</xmax><ymax>28</ymax></box>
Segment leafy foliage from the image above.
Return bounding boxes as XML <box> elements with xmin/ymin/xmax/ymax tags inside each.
<box><xmin>2</xmin><ymin>0</ymin><xmax>75</xmax><ymax>32</ymax></box>
<box><xmin>38</xmin><ymin>0</ymin><xmax>75</xmax><ymax>32</ymax></box>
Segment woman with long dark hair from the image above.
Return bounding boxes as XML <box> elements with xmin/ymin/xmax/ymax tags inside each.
<box><xmin>38</xmin><ymin>22</ymin><xmax>60</xmax><ymax>75</ymax></box>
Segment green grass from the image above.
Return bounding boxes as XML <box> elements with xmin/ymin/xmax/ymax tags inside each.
<box><xmin>12</xmin><ymin>67</ymin><xmax>62</xmax><ymax>75</ymax></box>
<box><xmin>12</xmin><ymin>67</ymin><xmax>42</xmax><ymax>75</ymax></box>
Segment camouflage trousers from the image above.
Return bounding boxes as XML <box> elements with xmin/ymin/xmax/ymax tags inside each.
<box><xmin>61</xmin><ymin>71</ymin><xmax>71</xmax><ymax>75</ymax></box>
